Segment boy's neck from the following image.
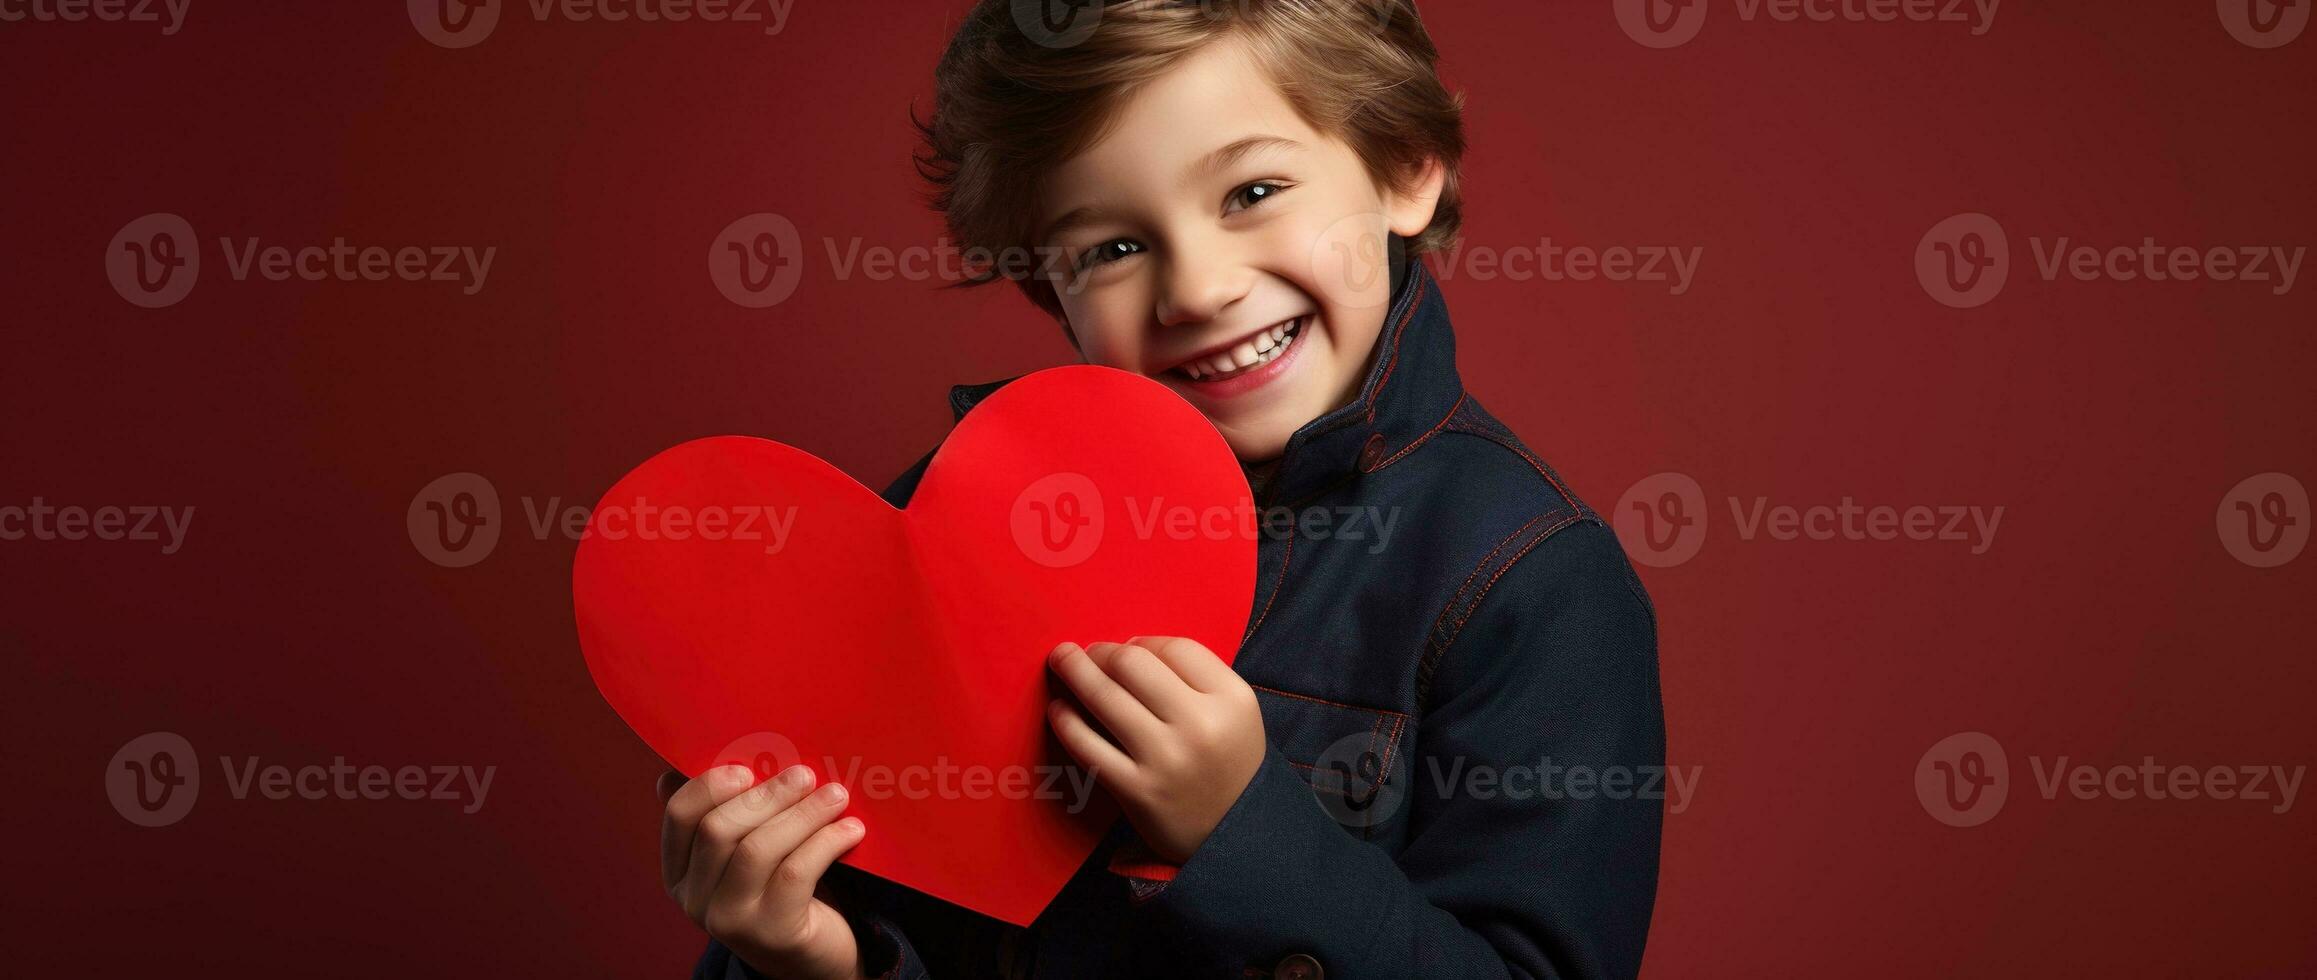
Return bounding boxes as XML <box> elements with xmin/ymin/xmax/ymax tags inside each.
<box><xmin>1239</xmin><ymin>235</ymin><xmax>1412</xmax><ymax>499</ymax></box>
<box><xmin>1241</xmin><ymin>456</ymin><xmax>1282</xmax><ymax>498</ymax></box>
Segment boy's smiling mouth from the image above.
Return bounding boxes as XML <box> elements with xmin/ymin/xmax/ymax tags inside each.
<box><xmin>1164</xmin><ymin>314</ymin><xmax>1308</xmax><ymax>392</ymax></box>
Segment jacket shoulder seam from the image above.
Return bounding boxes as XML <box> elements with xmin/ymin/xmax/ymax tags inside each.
<box><xmin>1413</xmin><ymin>506</ymin><xmax>1588</xmax><ymax>717</ymax></box>
<box><xmin>1438</xmin><ymin>408</ymin><xmax>1588</xmax><ymax>519</ymax></box>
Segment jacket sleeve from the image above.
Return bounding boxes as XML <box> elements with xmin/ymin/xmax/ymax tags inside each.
<box><xmin>687</xmin><ymin>450</ymin><xmax>950</xmax><ymax>980</ymax></box>
<box><xmin>692</xmin><ymin>916</ymin><xmax>930</xmax><ymax>980</ymax></box>
<box><xmin>1143</xmin><ymin>519</ymin><xmax>1667</xmax><ymax>979</ymax></box>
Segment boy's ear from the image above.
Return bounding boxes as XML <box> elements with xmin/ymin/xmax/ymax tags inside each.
<box><xmin>1385</xmin><ymin>157</ymin><xmax>1448</xmax><ymax>239</ymax></box>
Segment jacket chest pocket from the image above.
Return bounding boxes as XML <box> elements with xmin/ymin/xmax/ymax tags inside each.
<box><xmin>1250</xmin><ymin>685</ymin><xmax>1411</xmax><ymax>841</ymax></box>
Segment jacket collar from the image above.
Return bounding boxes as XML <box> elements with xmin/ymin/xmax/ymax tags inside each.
<box><xmin>949</xmin><ymin>254</ymin><xmax>1463</xmax><ymax>506</ymax></box>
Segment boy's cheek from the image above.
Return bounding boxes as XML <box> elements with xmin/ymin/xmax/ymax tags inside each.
<box><xmin>1056</xmin><ymin>299</ymin><xmax>1158</xmax><ymax>375</ymax></box>
<box><xmin>1302</xmin><ymin>212</ymin><xmax>1398</xmax><ymax>315</ymax></box>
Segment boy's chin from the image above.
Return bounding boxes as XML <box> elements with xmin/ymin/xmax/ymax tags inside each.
<box><xmin>1212</xmin><ymin>417</ymin><xmax>1297</xmax><ymax>468</ymax></box>
<box><xmin>1205</xmin><ymin>382</ymin><xmax>1356</xmax><ymax>468</ymax></box>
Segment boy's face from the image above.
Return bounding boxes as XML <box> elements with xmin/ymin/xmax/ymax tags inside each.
<box><xmin>1037</xmin><ymin>37</ymin><xmax>1443</xmax><ymax>463</ymax></box>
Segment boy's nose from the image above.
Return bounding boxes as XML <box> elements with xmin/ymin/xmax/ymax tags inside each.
<box><xmin>1153</xmin><ymin>246</ymin><xmax>1253</xmax><ymax>329</ymax></box>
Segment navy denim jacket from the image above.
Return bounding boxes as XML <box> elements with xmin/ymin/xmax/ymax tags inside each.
<box><xmin>698</xmin><ymin>256</ymin><xmax>1665</xmax><ymax>979</ymax></box>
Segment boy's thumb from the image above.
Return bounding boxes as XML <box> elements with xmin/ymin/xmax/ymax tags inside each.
<box><xmin>654</xmin><ymin>769</ymin><xmax>684</xmax><ymax>806</ymax></box>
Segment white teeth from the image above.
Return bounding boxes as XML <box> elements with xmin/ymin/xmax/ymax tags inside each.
<box><xmin>1179</xmin><ymin>316</ymin><xmax>1305</xmax><ymax>382</ymax></box>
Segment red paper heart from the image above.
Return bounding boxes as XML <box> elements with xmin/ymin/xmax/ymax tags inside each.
<box><xmin>573</xmin><ymin>365</ymin><xmax>1255</xmax><ymax>926</ymax></box>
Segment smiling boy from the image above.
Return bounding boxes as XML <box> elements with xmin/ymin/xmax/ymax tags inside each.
<box><xmin>663</xmin><ymin>2</ymin><xmax>1666</xmax><ymax>977</ymax></box>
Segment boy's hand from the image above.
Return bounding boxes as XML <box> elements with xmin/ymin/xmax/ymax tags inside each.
<box><xmin>1045</xmin><ymin>636</ymin><xmax>1266</xmax><ymax>864</ymax></box>
<box><xmin>658</xmin><ymin>765</ymin><xmax>869</xmax><ymax>980</ymax></box>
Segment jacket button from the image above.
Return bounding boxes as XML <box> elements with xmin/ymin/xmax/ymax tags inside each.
<box><xmin>1274</xmin><ymin>952</ymin><xmax>1323</xmax><ymax>979</ymax></box>
<box><xmin>1357</xmin><ymin>433</ymin><xmax>1387</xmax><ymax>472</ymax></box>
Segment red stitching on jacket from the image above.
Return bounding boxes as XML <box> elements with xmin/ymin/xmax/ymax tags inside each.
<box><xmin>1301</xmin><ymin>271</ymin><xmax>1429</xmax><ymax>443</ymax></box>
<box><xmin>1375</xmin><ymin>711</ymin><xmax>1406</xmax><ymax>798</ymax></box>
<box><xmin>1449</xmin><ymin>514</ymin><xmax>1581</xmax><ymax>635</ymax></box>
<box><xmin>1243</xmin><ymin>520</ymin><xmax>1294</xmax><ymax>641</ymax></box>
<box><xmin>1363</xmin><ymin>275</ymin><xmax>1430</xmax><ymax>427</ymax></box>
<box><xmin>1370</xmin><ymin>391</ymin><xmax>1467</xmax><ymax>472</ymax></box>
<box><xmin>1434</xmin><ymin>510</ymin><xmax>1555</xmax><ymax>642</ymax></box>
<box><xmin>1445</xmin><ymin>412</ymin><xmax>1581</xmax><ymax>515</ymax></box>
<box><xmin>1250</xmin><ymin>683</ymin><xmax>1409</xmax><ymax>721</ymax></box>
<box><xmin>1357</xmin><ymin>712</ymin><xmax>1385</xmax><ymax>839</ymax></box>
<box><xmin>1415</xmin><ymin>508</ymin><xmax>1567</xmax><ymax>715</ymax></box>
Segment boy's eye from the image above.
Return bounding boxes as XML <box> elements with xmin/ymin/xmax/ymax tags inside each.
<box><xmin>1226</xmin><ymin>181</ymin><xmax>1290</xmax><ymax>214</ymax></box>
<box><xmin>1078</xmin><ymin>240</ymin><xmax>1144</xmax><ymax>270</ymax></box>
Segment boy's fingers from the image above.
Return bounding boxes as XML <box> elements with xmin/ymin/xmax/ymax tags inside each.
<box><xmin>1083</xmin><ymin>641</ymin><xmax>1197</xmax><ymax>722</ymax></box>
<box><xmin>656</xmin><ymin>770</ymin><xmax>685</xmax><ymax>807</ymax></box>
<box><xmin>713</xmin><ymin>781</ymin><xmax>855</xmax><ymax>914</ymax></box>
<box><xmin>1127</xmin><ymin>636</ymin><xmax>1237</xmax><ymax>694</ymax></box>
<box><xmin>1048</xmin><ymin>643</ymin><xmax>1161</xmax><ymax>757</ymax></box>
<box><xmin>1047</xmin><ymin>697</ymin><xmax>1137</xmax><ymax>788</ymax></box>
<box><xmin>682</xmin><ymin>765</ymin><xmax>820</xmax><ymax>908</ymax></box>
<box><xmin>662</xmin><ymin>765</ymin><xmax>760</xmax><ymax>891</ymax></box>
<box><xmin>763</xmin><ymin>817</ymin><xmax>867</xmax><ymax>915</ymax></box>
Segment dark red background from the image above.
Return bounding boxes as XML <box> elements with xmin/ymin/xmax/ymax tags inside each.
<box><xmin>5</xmin><ymin>1</ymin><xmax>2312</xmax><ymax>975</ymax></box>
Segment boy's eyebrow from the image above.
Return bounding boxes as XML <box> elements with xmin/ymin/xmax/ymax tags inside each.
<box><xmin>1040</xmin><ymin>135</ymin><xmax>1304</xmax><ymax>243</ymax></box>
<box><xmin>1042</xmin><ymin>205</ymin><xmax>1114</xmax><ymax>245</ymax></box>
<box><xmin>1194</xmin><ymin>134</ymin><xmax>1303</xmax><ymax>179</ymax></box>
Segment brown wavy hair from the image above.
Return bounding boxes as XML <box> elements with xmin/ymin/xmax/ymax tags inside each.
<box><xmin>916</xmin><ymin>0</ymin><xmax>1466</xmax><ymax>316</ymax></box>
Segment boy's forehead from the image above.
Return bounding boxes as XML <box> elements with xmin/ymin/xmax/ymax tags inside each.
<box><xmin>1045</xmin><ymin>37</ymin><xmax>1317</xmax><ymax>203</ymax></box>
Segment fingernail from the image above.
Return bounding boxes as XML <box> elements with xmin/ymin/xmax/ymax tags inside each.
<box><xmin>840</xmin><ymin>817</ymin><xmax>865</xmax><ymax>834</ymax></box>
<box><xmin>778</xmin><ymin>764</ymin><xmax>813</xmax><ymax>788</ymax></box>
<box><xmin>815</xmin><ymin>782</ymin><xmax>847</xmax><ymax>804</ymax></box>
